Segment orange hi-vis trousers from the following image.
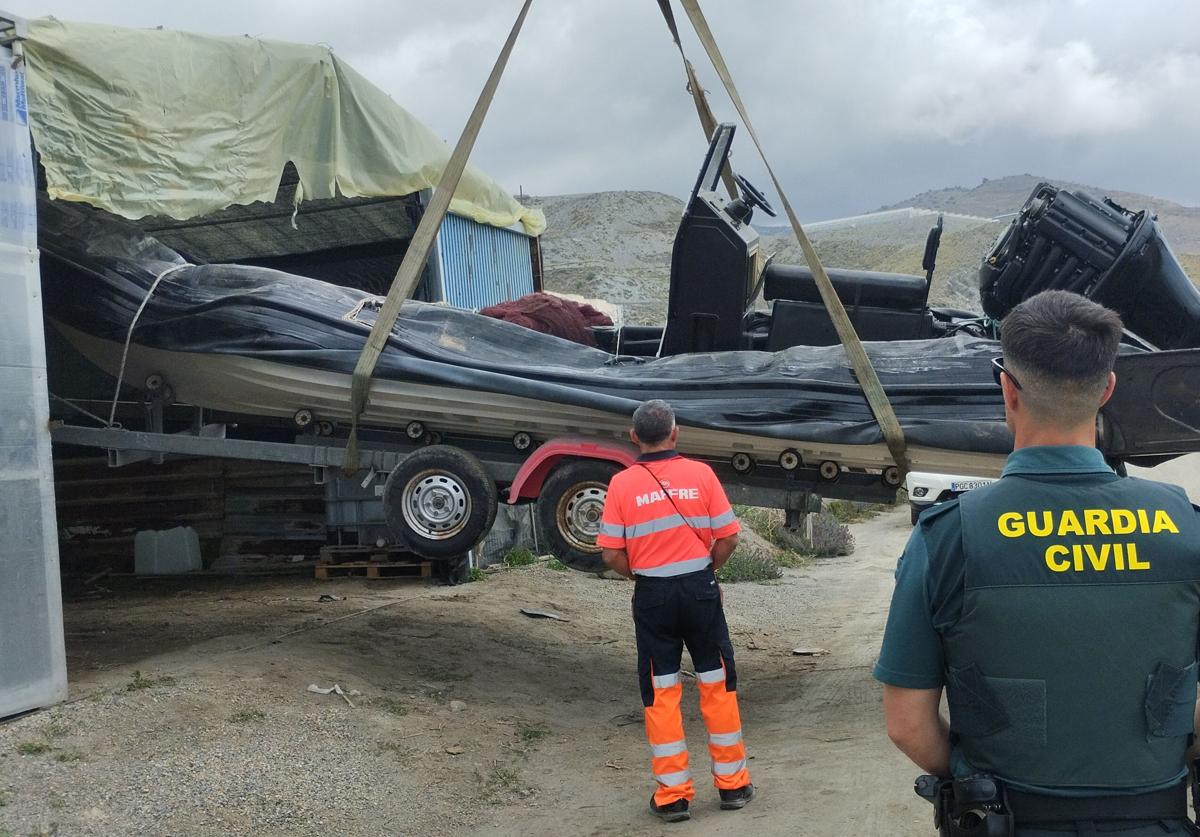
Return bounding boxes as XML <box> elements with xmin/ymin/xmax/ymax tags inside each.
<box><xmin>634</xmin><ymin>569</ymin><xmax>751</xmax><ymax>806</ymax></box>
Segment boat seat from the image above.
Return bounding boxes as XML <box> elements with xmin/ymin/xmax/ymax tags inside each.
<box><xmin>763</xmin><ymin>263</ymin><xmax>929</xmax><ymax>310</ymax></box>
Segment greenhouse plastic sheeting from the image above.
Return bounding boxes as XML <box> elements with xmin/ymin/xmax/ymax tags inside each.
<box><xmin>23</xmin><ymin>18</ymin><xmax>545</xmax><ymax>235</ymax></box>
<box><xmin>0</xmin><ymin>40</ymin><xmax>67</xmax><ymax>719</ymax></box>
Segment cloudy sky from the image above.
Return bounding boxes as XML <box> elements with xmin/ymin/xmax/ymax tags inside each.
<box><xmin>15</xmin><ymin>0</ymin><xmax>1200</xmax><ymax>219</ymax></box>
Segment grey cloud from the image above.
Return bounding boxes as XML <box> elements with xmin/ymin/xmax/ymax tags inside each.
<box><xmin>13</xmin><ymin>0</ymin><xmax>1200</xmax><ymax>218</ymax></box>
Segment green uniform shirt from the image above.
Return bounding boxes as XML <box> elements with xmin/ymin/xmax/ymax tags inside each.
<box><xmin>874</xmin><ymin>445</ymin><xmax>1200</xmax><ymax>796</ymax></box>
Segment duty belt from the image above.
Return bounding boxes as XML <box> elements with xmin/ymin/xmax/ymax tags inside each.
<box><xmin>1006</xmin><ymin>781</ymin><xmax>1187</xmax><ymax>824</ymax></box>
<box><xmin>916</xmin><ymin>774</ymin><xmax>1192</xmax><ymax>835</ymax></box>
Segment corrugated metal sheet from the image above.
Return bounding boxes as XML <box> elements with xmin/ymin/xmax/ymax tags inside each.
<box><xmin>437</xmin><ymin>212</ymin><xmax>535</xmax><ymax>309</ymax></box>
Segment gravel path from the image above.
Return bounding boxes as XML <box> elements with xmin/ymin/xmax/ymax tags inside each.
<box><xmin>9</xmin><ymin>467</ymin><xmax>1195</xmax><ymax>837</ymax></box>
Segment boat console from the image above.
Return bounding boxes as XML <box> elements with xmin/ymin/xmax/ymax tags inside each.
<box><xmin>658</xmin><ymin>123</ymin><xmax>764</xmax><ymax>355</ymax></box>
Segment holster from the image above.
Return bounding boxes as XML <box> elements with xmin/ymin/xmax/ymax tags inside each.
<box><xmin>915</xmin><ymin>774</ymin><xmax>1013</xmax><ymax>837</ymax></box>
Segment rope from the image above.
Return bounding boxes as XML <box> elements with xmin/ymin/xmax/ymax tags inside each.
<box><xmin>613</xmin><ymin>305</ymin><xmax>625</xmax><ymax>358</ymax></box>
<box><xmin>107</xmin><ymin>263</ymin><xmax>188</xmax><ymax>427</ymax></box>
<box><xmin>50</xmin><ymin>393</ymin><xmax>117</xmax><ymax>428</ymax></box>
<box><xmin>343</xmin><ymin>0</ymin><xmax>534</xmax><ymax>475</ymax></box>
<box><xmin>676</xmin><ymin>0</ymin><xmax>911</xmax><ymax>475</ymax></box>
<box><xmin>291</xmin><ymin>182</ymin><xmax>304</xmax><ymax>230</ymax></box>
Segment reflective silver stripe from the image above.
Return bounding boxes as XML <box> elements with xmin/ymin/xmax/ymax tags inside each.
<box><xmin>599</xmin><ymin>522</ymin><xmax>624</xmax><ymax>538</ymax></box>
<box><xmin>627</xmin><ymin>512</ymin><xmax>715</xmax><ymax>539</ymax></box>
<box><xmin>626</xmin><ymin>513</ymin><xmax>686</xmax><ymax>538</ymax></box>
<box><xmin>710</xmin><ymin>508</ymin><xmax>737</xmax><ymax>529</ymax></box>
<box><xmin>695</xmin><ymin>667</ymin><xmax>725</xmax><ymax>684</ymax></box>
<box><xmin>652</xmin><ymin>672</ymin><xmax>681</xmax><ymax>689</ymax></box>
<box><xmin>635</xmin><ymin>557</ymin><xmax>713</xmax><ymax>578</ymax></box>
<box><xmin>655</xmin><ymin>769</ymin><xmax>692</xmax><ymax>787</ymax></box>
<box><xmin>708</xmin><ymin>730</ymin><xmax>743</xmax><ymax>747</ymax></box>
<box><xmin>650</xmin><ymin>739</ymin><xmax>688</xmax><ymax>758</ymax></box>
<box><xmin>712</xmin><ymin>758</ymin><xmax>747</xmax><ymax>776</ymax></box>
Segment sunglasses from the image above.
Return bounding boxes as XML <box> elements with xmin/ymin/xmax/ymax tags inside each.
<box><xmin>991</xmin><ymin>357</ymin><xmax>1022</xmax><ymax>391</ymax></box>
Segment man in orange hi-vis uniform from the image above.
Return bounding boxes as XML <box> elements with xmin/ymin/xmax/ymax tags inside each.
<box><xmin>598</xmin><ymin>399</ymin><xmax>754</xmax><ymax>823</ymax></box>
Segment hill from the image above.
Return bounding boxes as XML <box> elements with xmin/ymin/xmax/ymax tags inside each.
<box><xmin>525</xmin><ymin>191</ymin><xmax>681</xmax><ymax>324</ymax></box>
<box><xmin>880</xmin><ymin>175</ymin><xmax>1200</xmax><ymax>253</ymax></box>
<box><xmin>531</xmin><ymin>180</ymin><xmax>1199</xmax><ymax>325</ymax></box>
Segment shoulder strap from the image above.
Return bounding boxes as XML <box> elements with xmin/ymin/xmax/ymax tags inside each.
<box><xmin>637</xmin><ymin>462</ymin><xmax>711</xmax><ymax>554</ymax></box>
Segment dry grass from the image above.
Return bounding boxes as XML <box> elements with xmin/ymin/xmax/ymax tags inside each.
<box><xmin>16</xmin><ymin>741</ymin><xmax>52</xmax><ymax>756</ymax></box>
<box><xmin>716</xmin><ymin>548</ymin><xmax>783</xmax><ymax>584</ymax></box>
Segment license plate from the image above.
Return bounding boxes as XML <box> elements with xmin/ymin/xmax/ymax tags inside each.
<box><xmin>950</xmin><ymin>480</ymin><xmax>992</xmax><ymax>492</ymax></box>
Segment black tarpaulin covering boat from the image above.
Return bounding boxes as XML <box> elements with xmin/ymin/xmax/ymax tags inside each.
<box><xmin>39</xmin><ymin>197</ymin><xmax>1013</xmax><ymax>476</ymax></box>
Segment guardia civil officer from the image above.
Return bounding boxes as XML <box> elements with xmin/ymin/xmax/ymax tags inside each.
<box><xmin>597</xmin><ymin>399</ymin><xmax>755</xmax><ymax>823</ymax></box>
<box><xmin>876</xmin><ymin>289</ymin><xmax>1200</xmax><ymax>835</ymax></box>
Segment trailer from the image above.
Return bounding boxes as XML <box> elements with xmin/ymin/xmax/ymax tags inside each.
<box><xmin>49</xmin><ymin>397</ymin><xmax>900</xmax><ymax>574</ymax></box>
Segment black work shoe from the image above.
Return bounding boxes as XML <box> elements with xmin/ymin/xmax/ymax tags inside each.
<box><xmin>718</xmin><ymin>784</ymin><xmax>755</xmax><ymax>810</ymax></box>
<box><xmin>649</xmin><ymin>796</ymin><xmax>691</xmax><ymax>822</ymax></box>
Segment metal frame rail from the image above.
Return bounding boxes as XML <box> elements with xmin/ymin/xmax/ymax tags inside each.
<box><xmin>49</xmin><ymin>422</ymin><xmax>898</xmax><ymax>528</ymax></box>
<box><xmin>49</xmin><ymin>422</ymin><xmax>521</xmax><ymax>486</ymax></box>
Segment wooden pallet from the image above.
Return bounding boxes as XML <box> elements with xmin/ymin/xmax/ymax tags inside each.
<box><xmin>319</xmin><ymin>544</ymin><xmax>418</xmax><ymax>565</ymax></box>
<box><xmin>314</xmin><ymin>560</ymin><xmax>433</xmax><ymax>581</ymax></box>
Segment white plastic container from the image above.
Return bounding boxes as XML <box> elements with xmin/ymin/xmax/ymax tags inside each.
<box><xmin>134</xmin><ymin>527</ymin><xmax>203</xmax><ymax>575</ymax></box>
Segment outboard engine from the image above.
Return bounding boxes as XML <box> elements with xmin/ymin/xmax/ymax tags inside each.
<box><xmin>980</xmin><ymin>183</ymin><xmax>1200</xmax><ymax>349</ymax></box>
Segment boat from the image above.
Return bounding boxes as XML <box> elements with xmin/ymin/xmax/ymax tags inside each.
<box><xmin>40</xmin><ymin>125</ymin><xmax>1200</xmax><ymax>480</ymax></box>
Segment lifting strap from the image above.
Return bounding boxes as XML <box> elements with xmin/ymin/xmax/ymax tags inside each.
<box><xmin>655</xmin><ymin>0</ymin><xmax>738</xmax><ymax>202</ymax></box>
<box><xmin>343</xmin><ymin>0</ymin><xmax>534</xmax><ymax>473</ymax></box>
<box><xmin>675</xmin><ymin>0</ymin><xmax>910</xmax><ymax>475</ymax></box>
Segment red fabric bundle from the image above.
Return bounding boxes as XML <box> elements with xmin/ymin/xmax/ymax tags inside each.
<box><xmin>480</xmin><ymin>293</ymin><xmax>613</xmax><ymax>346</ymax></box>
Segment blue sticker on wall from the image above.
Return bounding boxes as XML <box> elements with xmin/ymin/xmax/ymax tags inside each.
<box><xmin>13</xmin><ymin>70</ymin><xmax>26</xmax><ymax>125</ymax></box>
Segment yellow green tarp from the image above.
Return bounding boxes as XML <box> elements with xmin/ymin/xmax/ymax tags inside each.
<box><xmin>23</xmin><ymin>18</ymin><xmax>545</xmax><ymax>235</ymax></box>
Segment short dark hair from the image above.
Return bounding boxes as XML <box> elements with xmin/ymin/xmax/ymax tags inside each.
<box><xmin>1000</xmin><ymin>290</ymin><xmax>1123</xmax><ymax>425</ymax></box>
<box><xmin>632</xmin><ymin>399</ymin><xmax>675</xmax><ymax>445</ymax></box>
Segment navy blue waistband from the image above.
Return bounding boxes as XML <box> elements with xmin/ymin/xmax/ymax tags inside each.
<box><xmin>633</xmin><ymin>568</ymin><xmax>715</xmax><ymax>584</ymax></box>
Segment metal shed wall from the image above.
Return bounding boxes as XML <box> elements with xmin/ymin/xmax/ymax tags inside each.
<box><xmin>436</xmin><ymin>212</ymin><xmax>535</xmax><ymax>309</ymax></box>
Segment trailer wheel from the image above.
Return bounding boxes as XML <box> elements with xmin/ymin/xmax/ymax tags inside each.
<box><xmin>536</xmin><ymin>459</ymin><xmax>621</xmax><ymax>573</ymax></box>
<box><xmin>383</xmin><ymin>446</ymin><xmax>498</xmax><ymax>558</ymax></box>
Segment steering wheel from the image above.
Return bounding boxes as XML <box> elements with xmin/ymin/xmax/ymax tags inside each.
<box><xmin>735</xmin><ymin>173</ymin><xmax>777</xmax><ymax>218</ymax></box>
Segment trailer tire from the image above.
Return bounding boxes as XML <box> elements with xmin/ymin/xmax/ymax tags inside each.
<box><xmin>383</xmin><ymin>446</ymin><xmax>498</xmax><ymax>559</ymax></box>
<box><xmin>536</xmin><ymin>459</ymin><xmax>621</xmax><ymax>574</ymax></box>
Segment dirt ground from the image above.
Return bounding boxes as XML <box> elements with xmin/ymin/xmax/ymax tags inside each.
<box><xmin>2</xmin><ymin>454</ymin><xmax>1196</xmax><ymax>837</ymax></box>
<box><xmin>0</xmin><ymin>506</ymin><xmax>929</xmax><ymax>837</ymax></box>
